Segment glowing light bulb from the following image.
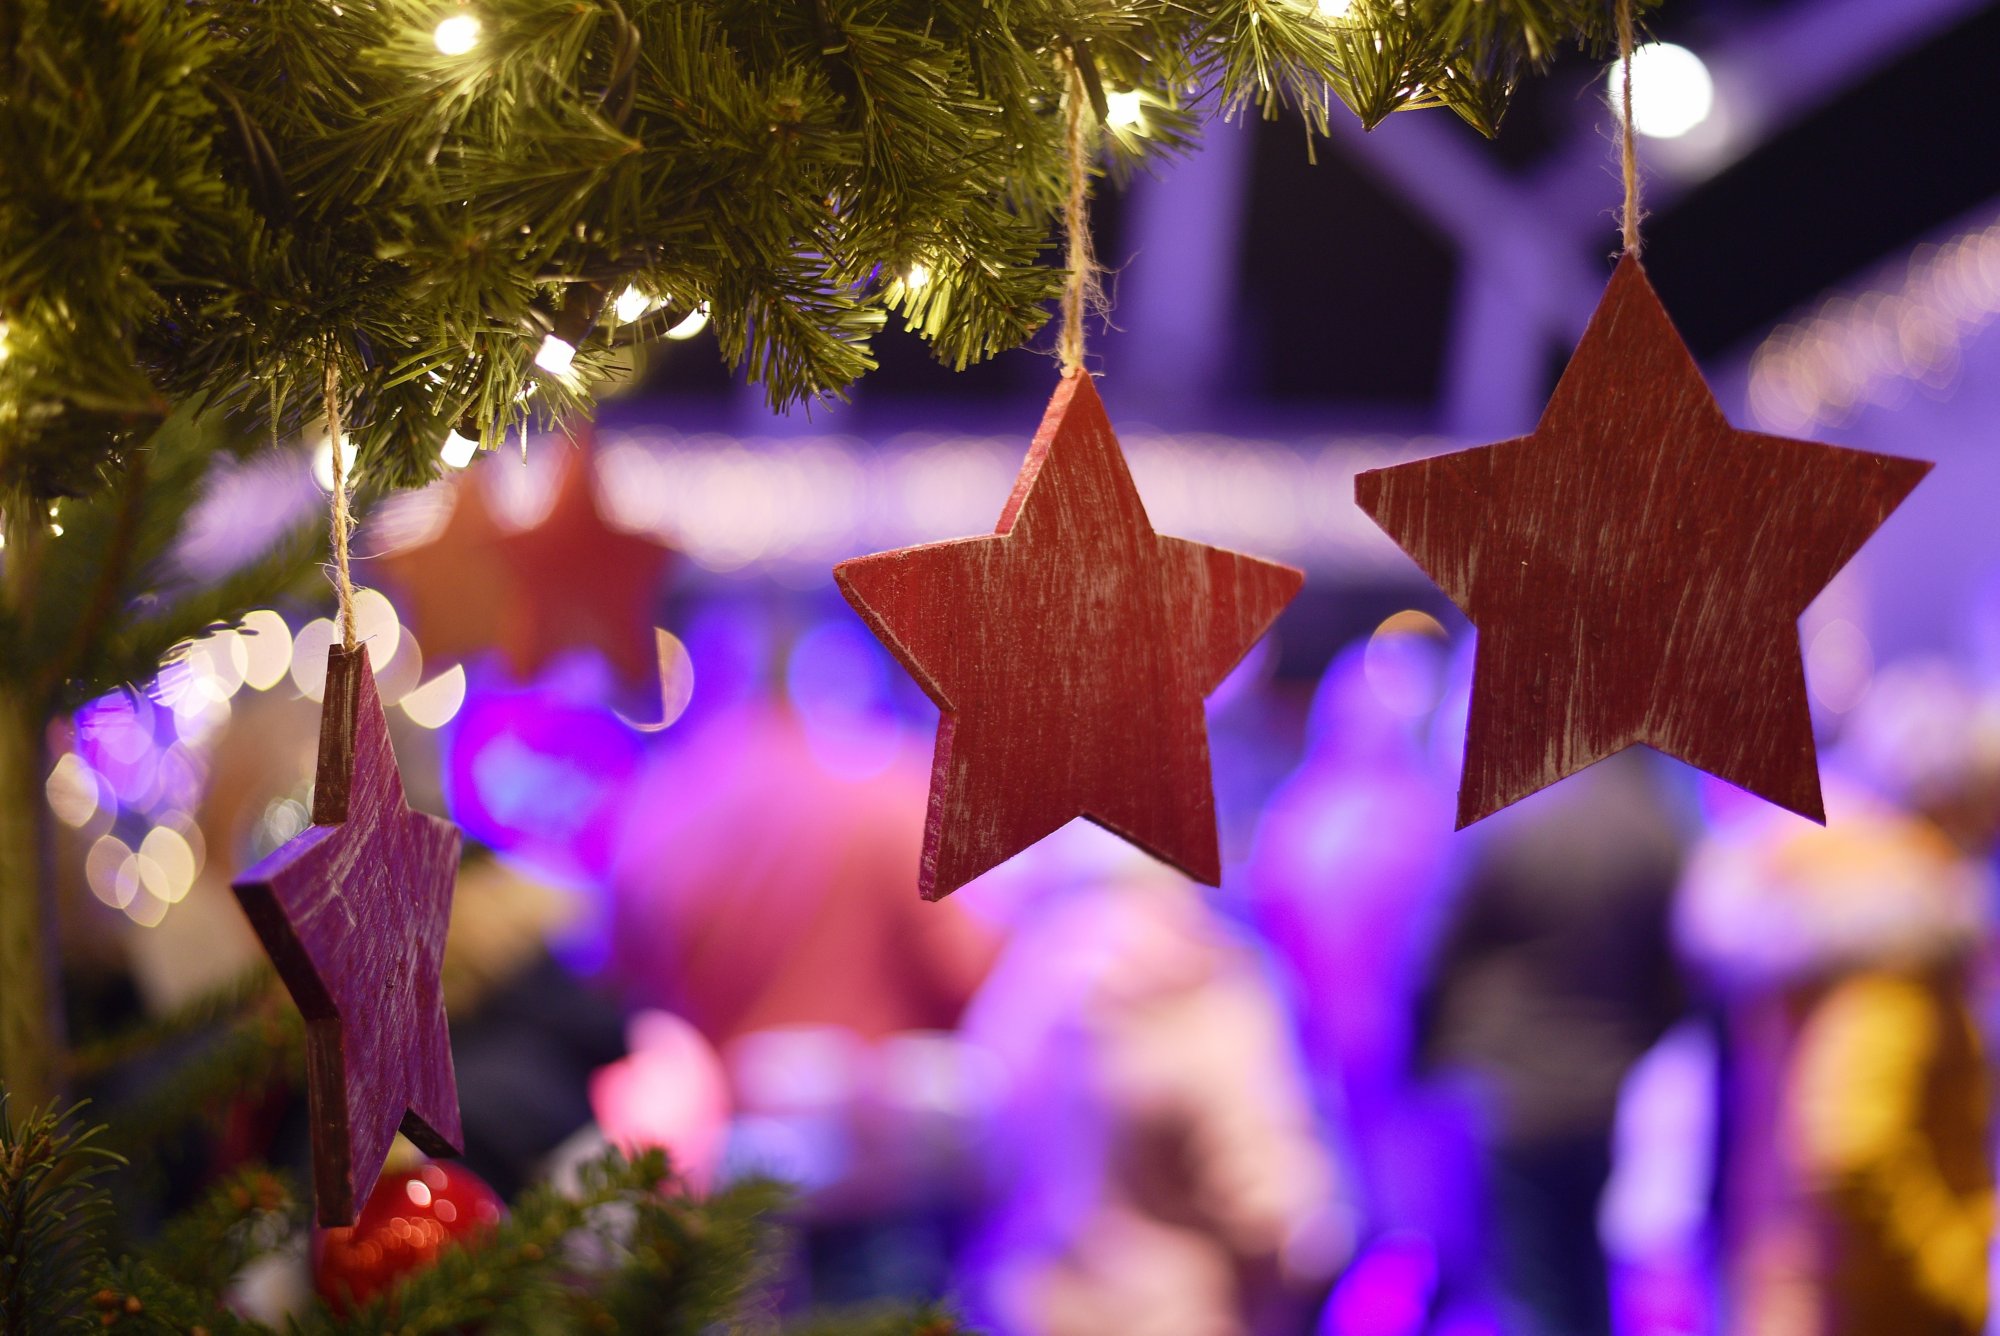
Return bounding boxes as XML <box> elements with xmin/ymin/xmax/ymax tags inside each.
<box><xmin>535</xmin><ymin>333</ymin><xmax>578</xmax><ymax>375</ymax></box>
<box><xmin>1104</xmin><ymin>88</ymin><xmax>1144</xmax><ymax>129</ymax></box>
<box><xmin>614</xmin><ymin>286</ymin><xmax>658</xmax><ymax>323</ymax></box>
<box><xmin>663</xmin><ymin>304</ymin><xmax>710</xmax><ymax>341</ymax></box>
<box><xmin>441</xmin><ymin>429</ymin><xmax>479</xmax><ymax>468</ymax></box>
<box><xmin>434</xmin><ymin>13</ymin><xmax>481</xmax><ymax>56</ymax></box>
<box><xmin>902</xmin><ymin>262</ymin><xmax>932</xmax><ymax>290</ymax></box>
<box><xmin>1609</xmin><ymin>42</ymin><xmax>1715</xmax><ymax>140</ymax></box>
<box><xmin>1316</xmin><ymin>0</ymin><xmax>1354</xmax><ymax>17</ymax></box>
<box><xmin>0</xmin><ymin>318</ymin><xmax>10</xmax><ymax>361</ymax></box>
<box><xmin>312</xmin><ymin>434</ymin><xmax>358</xmax><ymax>490</ymax></box>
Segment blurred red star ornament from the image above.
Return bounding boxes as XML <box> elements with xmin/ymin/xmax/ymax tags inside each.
<box><xmin>233</xmin><ymin>645</ymin><xmax>463</xmax><ymax>1226</ymax></box>
<box><xmin>377</xmin><ymin>470</ymin><xmax>509</xmax><ymax>671</ymax></box>
<box><xmin>835</xmin><ymin>371</ymin><xmax>1304</xmax><ymax>900</ymax></box>
<box><xmin>1356</xmin><ymin>256</ymin><xmax>1930</xmax><ymax>829</ymax></box>
<box><xmin>378</xmin><ymin>440</ymin><xmax>671</xmax><ymax>695</ymax></box>
<box><xmin>493</xmin><ymin>442</ymin><xmax>673</xmax><ymax>691</ymax></box>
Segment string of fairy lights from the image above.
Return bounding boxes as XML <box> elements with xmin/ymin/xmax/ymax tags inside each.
<box><xmin>1749</xmin><ymin>212</ymin><xmax>2000</xmax><ymax>435</ymax></box>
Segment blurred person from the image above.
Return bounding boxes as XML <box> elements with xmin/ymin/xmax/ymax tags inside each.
<box><xmin>961</xmin><ymin>829</ymin><xmax>1348</xmax><ymax>1336</ymax></box>
<box><xmin>1249</xmin><ymin>626</ymin><xmax>1484</xmax><ymax>1326</ymax></box>
<box><xmin>1678</xmin><ymin>795</ymin><xmax>1992</xmax><ymax>1336</ymax></box>
<box><xmin>1837</xmin><ymin>657</ymin><xmax>2000</xmax><ymax>857</ymax></box>
<box><xmin>1415</xmin><ymin>753</ymin><xmax>1687</xmax><ymax>1336</ymax></box>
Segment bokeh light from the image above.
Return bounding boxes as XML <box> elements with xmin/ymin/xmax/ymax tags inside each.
<box><xmin>433</xmin><ymin>12</ymin><xmax>480</xmax><ymax>56</ymax></box>
<box><xmin>239</xmin><ymin>609</ymin><xmax>294</xmax><ymax>690</ymax></box>
<box><xmin>1609</xmin><ymin>42</ymin><xmax>1715</xmax><ymax>140</ymax></box>
<box><xmin>663</xmin><ymin>305</ymin><xmax>710</xmax><ymax>341</ymax></box>
<box><xmin>312</xmin><ymin>433</ymin><xmax>358</xmax><ymax>491</ymax></box>
<box><xmin>1104</xmin><ymin>88</ymin><xmax>1144</xmax><ymax>129</ymax></box>
<box><xmin>401</xmin><ymin>664</ymin><xmax>469</xmax><ymax>730</ymax></box>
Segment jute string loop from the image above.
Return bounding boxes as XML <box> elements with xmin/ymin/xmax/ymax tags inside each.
<box><xmin>1617</xmin><ymin>0</ymin><xmax>1643</xmax><ymax>258</ymax></box>
<box><xmin>1057</xmin><ymin>51</ymin><xmax>1103</xmax><ymax>373</ymax></box>
<box><xmin>323</xmin><ymin>358</ymin><xmax>358</xmax><ymax>652</ymax></box>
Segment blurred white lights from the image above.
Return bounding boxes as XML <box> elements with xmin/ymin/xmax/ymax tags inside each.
<box><xmin>1315</xmin><ymin>0</ymin><xmax>1354</xmax><ymax>17</ymax></box>
<box><xmin>613</xmin><ymin>286</ymin><xmax>659</xmax><ymax>324</ymax></box>
<box><xmin>1609</xmin><ymin>42</ymin><xmax>1714</xmax><ymax>140</ymax></box>
<box><xmin>1751</xmin><ymin>216</ymin><xmax>2000</xmax><ymax>435</ymax></box>
<box><xmin>139</xmin><ymin>825</ymin><xmax>199</xmax><ymax>904</ymax></box>
<box><xmin>589</xmin><ymin>426</ymin><xmax>1433</xmax><ymax>576</ymax></box>
<box><xmin>441</xmin><ymin>429</ymin><xmax>480</xmax><ymax>469</ymax></box>
<box><xmin>400</xmin><ymin>663</ymin><xmax>468</xmax><ymax>729</ymax></box>
<box><xmin>433</xmin><ymin>13</ymin><xmax>481</xmax><ymax>56</ymax></box>
<box><xmin>621</xmin><ymin>629</ymin><xmax>696</xmax><ymax>732</ymax></box>
<box><xmin>353</xmin><ymin>588</ymin><xmax>403</xmax><ymax>668</ymax></box>
<box><xmin>46</xmin><ymin>754</ymin><xmax>103</xmax><ymax>829</ymax></box>
<box><xmin>86</xmin><ymin>834</ymin><xmax>146</xmax><ymax>911</ymax></box>
<box><xmin>535</xmin><ymin>334</ymin><xmax>579</xmax><ymax>376</ymax></box>
<box><xmin>663</xmin><ymin>305</ymin><xmax>710</xmax><ymax>341</ymax></box>
<box><xmin>239</xmin><ymin>610</ymin><xmax>295</xmax><ymax>690</ymax></box>
<box><xmin>901</xmin><ymin>262</ymin><xmax>932</xmax><ymax>291</ymax></box>
<box><xmin>290</xmin><ymin>618</ymin><xmax>339</xmax><ymax>700</ymax></box>
<box><xmin>1104</xmin><ymin>88</ymin><xmax>1144</xmax><ymax>129</ymax></box>
<box><xmin>312</xmin><ymin>433</ymin><xmax>358</xmax><ymax>491</ymax></box>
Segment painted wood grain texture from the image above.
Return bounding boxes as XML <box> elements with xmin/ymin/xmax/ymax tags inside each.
<box><xmin>835</xmin><ymin>371</ymin><xmax>1304</xmax><ymax>900</ymax></box>
<box><xmin>1356</xmin><ymin>256</ymin><xmax>1931</xmax><ymax>829</ymax></box>
<box><xmin>380</xmin><ymin>438</ymin><xmax>670</xmax><ymax>691</ymax></box>
<box><xmin>232</xmin><ymin>645</ymin><xmax>463</xmax><ymax>1226</ymax></box>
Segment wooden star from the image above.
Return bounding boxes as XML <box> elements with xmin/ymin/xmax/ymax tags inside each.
<box><xmin>1356</xmin><ymin>256</ymin><xmax>1930</xmax><ymax>829</ymax></box>
<box><xmin>493</xmin><ymin>443</ymin><xmax>673</xmax><ymax>690</ymax></box>
<box><xmin>376</xmin><ymin>471</ymin><xmax>509</xmax><ymax>671</ymax></box>
<box><xmin>233</xmin><ymin>645</ymin><xmax>463</xmax><ymax>1226</ymax></box>
<box><xmin>835</xmin><ymin>371</ymin><xmax>1304</xmax><ymax>901</ymax></box>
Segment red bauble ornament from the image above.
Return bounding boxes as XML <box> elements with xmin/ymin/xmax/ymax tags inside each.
<box><xmin>835</xmin><ymin>371</ymin><xmax>1303</xmax><ymax>900</ymax></box>
<box><xmin>314</xmin><ymin>1160</ymin><xmax>505</xmax><ymax>1312</ymax></box>
<box><xmin>1356</xmin><ymin>256</ymin><xmax>1930</xmax><ymax>828</ymax></box>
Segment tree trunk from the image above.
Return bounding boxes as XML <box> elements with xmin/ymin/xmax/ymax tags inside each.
<box><xmin>0</xmin><ymin>686</ymin><xmax>57</xmax><ymax>1112</ymax></box>
<box><xmin>0</xmin><ymin>513</ymin><xmax>60</xmax><ymax>1114</ymax></box>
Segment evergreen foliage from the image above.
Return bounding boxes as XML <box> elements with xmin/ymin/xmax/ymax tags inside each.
<box><xmin>0</xmin><ymin>1100</ymin><xmax>970</xmax><ymax>1335</ymax></box>
<box><xmin>0</xmin><ymin>1101</ymin><xmax>121</xmax><ymax>1334</ymax></box>
<box><xmin>2</xmin><ymin>0</ymin><xmax>1660</xmax><ymax>519</ymax></box>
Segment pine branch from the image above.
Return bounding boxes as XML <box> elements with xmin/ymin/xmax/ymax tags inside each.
<box><xmin>138</xmin><ymin>1165</ymin><xmax>295</xmax><ymax>1306</ymax></box>
<box><xmin>5</xmin><ymin>0</ymin><xmax>1659</xmax><ymax>505</ymax></box>
<box><xmin>0</xmin><ymin>1100</ymin><xmax>123</xmax><ymax>1335</ymax></box>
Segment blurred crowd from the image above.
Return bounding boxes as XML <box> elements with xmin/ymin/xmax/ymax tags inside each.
<box><xmin>67</xmin><ymin>596</ymin><xmax>2000</xmax><ymax>1336</ymax></box>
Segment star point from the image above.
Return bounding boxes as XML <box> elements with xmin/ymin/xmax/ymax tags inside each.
<box><xmin>1358</xmin><ymin>257</ymin><xmax>1928</xmax><ymax>827</ymax></box>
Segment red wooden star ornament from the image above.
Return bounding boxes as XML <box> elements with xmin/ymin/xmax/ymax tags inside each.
<box><xmin>1357</xmin><ymin>256</ymin><xmax>1930</xmax><ymax>829</ymax></box>
<box><xmin>377</xmin><ymin>440</ymin><xmax>672</xmax><ymax>696</ymax></box>
<box><xmin>377</xmin><ymin>470</ymin><xmax>509</xmax><ymax>672</ymax></box>
<box><xmin>835</xmin><ymin>371</ymin><xmax>1304</xmax><ymax>901</ymax></box>
<box><xmin>493</xmin><ymin>442</ymin><xmax>672</xmax><ymax>691</ymax></box>
<box><xmin>233</xmin><ymin>645</ymin><xmax>463</xmax><ymax>1225</ymax></box>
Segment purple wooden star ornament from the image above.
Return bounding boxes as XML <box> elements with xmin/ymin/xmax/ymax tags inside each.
<box><xmin>233</xmin><ymin>644</ymin><xmax>463</xmax><ymax>1226</ymax></box>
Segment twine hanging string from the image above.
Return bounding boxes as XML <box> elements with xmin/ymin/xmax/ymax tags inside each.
<box><xmin>1057</xmin><ymin>49</ymin><xmax>1104</xmax><ymax>374</ymax></box>
<box><xmin>1617</xmin><ymin>0</ymin><xmax>1643</xmax><ymax>258</ymax></box>
<box><xmin>323</xmin><ymin>358</ymin><xmax>358</xmax><ymax>652</ymax></box>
